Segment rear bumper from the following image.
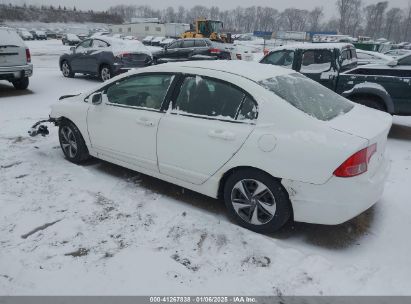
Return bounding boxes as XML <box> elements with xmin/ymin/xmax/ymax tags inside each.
<box><xmin>282</xmin><ymin>155</ymin><xmax>390</xmax><ymax>225</ymax></box>
<box><xmin>0</xmin><ymin>64</ymin><xmax>33</xmax><ymax>80</ymax></box>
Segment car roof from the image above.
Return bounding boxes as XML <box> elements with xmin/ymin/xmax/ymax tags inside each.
<box><xmin>142</xmin><ymin>60</ymin><xmax>294</xmax><ymax>82</ymax></box>
<box><xmin>271</xmin><ymin>43</ymin><xmax>354</xmax><ymax>52</ymax></box>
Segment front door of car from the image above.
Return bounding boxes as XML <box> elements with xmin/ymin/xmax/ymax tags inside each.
<box><xmin>164</xmin><ymin>41</ymin><xmax>182</xmax><ymax>58</ymax></box>
<box><xmin>157</xmin><ymin>75</ymin><xmax>258</xmax><ymax>185</ymax></box>
<box><xmin>71</xmin><ymin>39</ymin><xmax>92</xmax><ymax>72</ymax></box>
<box><xmin>86</xmin><ymin>73</ymin><xmax>176</xmax><ymax>171</ymax></box>
<box><xmin>298</xmin><ymin>49</ymin><xmax>337</xmax><ymax>90</ymax></box>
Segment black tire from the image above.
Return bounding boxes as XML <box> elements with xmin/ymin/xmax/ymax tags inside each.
<box><xmin>61</xmin><ymin>60</ymin><xmax>74</xmax><ymax>78</ymax></box>
<box><xmin>58</xmin><ymin>120</ymin><xmax>90</xmax><ymax>164</ymax></box>
<box><xmin>223</xmin><ymin>169</ymin><xmax>292</xmax><ymax>233</ymax></box>
<box><xmin>12</xmin><ymin>77</ymin><xmax>29</xmax><ymax>90</ymax></box>
<box><xmin>351</xmin><ymin>96</ymin><xmax>386</xmax><ymax>112</ymax></box>
<box><xmin>99</xmin><ymin>64</ymin><xmax>112</xmax><ymax>82</ymax></box>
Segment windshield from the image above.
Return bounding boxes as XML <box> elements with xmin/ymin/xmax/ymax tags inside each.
<box><xmin>259</xmin><ymin>73</ymin><xmax>354</xmax><ymax>121</ymax></box>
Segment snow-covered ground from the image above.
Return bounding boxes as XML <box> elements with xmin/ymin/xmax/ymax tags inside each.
<box><xmin>1</xmin><ymin>40</ymin><xmax>411</xmax><ymax>295</ymax></box>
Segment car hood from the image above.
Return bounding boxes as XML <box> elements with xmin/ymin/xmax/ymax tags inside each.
<box><xmin>327</xmin><ymin>104</ymin><xmax>392</xmax><ymax>141</ymax></box>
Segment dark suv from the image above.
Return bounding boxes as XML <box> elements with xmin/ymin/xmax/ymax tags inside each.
<box><xmin>59</xmin><ymin>37</ymin><xmax>153</xmax><ymax>81</ymax></box>
<box><xmin>261</xmin><ymin>43</ymin><xmax>411</xmax><ymax>115</ymax></box>
<box><xmin>152</xmin><ymin>38</ymin><xmax>231</xmax><ymax>64</ymax></box>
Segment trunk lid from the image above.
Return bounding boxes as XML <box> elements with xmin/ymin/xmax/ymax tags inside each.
<box><xmin>0</xmin><ymin>28</ymin><xmax>26</xmax><ymax>67</ymax></box>
<box><xmin>328</xmin><ymin>104</ymin><xmax>392</xmax><ymax>177</ymax></box>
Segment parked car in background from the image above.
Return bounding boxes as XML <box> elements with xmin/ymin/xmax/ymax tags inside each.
<box><xmin>62</xmin><ymin>34</ymin><xmax>81</xmax><ymax>46</ymax></box>
<box><xmin>384</xmin><ymin>48</ymin><xmax>411</xmax><ymax>58</ymax></box>
<box><xmin>150</xmin><ymin>36</ymin><xmax>166</xmax><ymax>46</ymax></box>
<box><xmin>152</xmin><ymin>38</ymin><xmax>231</xmax><ymax>64</ymax></box>
<box><xmin>77</xmin><ymin>33</ymin><xmax>88</xmax><ymax>41</ymax></box>
<box><xmin>260</xmin><ymin>43</ymin><xmax>411</xmax><ymax>115</ymax></box>
<box><xmin>33</xmin><ymin>30</ymin><xmax>47</xmax><ymax>40</ymax></box>
<box><xmin>18</xmin><ymin>30</ymin><xmax>33</xmax><ymax>40</ymax></box>
<box><xmin>159</xmin><ymin>38</ymin><xmax>176</xmax><ymax>48</ymax></box>
<box><xmin>59</xmin><ymin>37</ymin><xmax>153</xmax><ymax>81</ymax></box>
<box><xmin>36</xmin><ymin>61</ymin><xmax>392</xmax><ymax>233</ymax></box>
<box><xmin>46</xmin><ymin>30</ymin><xmax>57</xmax><ymax>39</ymax></box>
<box><xmin>356</xmin><ymin>49</ymin><xmax>393</xmax><ymax>65</ymax></box>
<box><xmin>0</xmin><ymin>27</ymin><xmax>33</xmax><ymax>90</ymax></box>
<box><xmin>142</xmin><ymin>36</ymin><xmax>154</xmax><ymax>45</ymax></box>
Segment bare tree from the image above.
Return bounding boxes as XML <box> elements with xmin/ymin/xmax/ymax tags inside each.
<box><xmin>308</xmin><ymin>7</ymin><xmax>324</xmax><ymax>31</ymax></box>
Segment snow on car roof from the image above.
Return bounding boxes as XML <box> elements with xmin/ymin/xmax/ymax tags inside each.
<box><xmin>271</xmin><ymin>42</ymin><xmax>354</xmax><ymax>52</ymax></box>
<box><xmin>145</xmin><ymin>60</ymin><xmax>294</xmax><ymax>82</ymax></box>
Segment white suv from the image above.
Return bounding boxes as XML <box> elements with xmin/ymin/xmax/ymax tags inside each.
<box><xmin>0</xmin><ymin>27</ymin><xmax>33</xmax><ymax>90</ymax></box>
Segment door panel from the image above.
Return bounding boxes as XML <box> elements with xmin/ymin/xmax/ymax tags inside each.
<box><xmin>87</xmin><ymin>102</ymin><xmax>162</xmax><ymax>171</ymax></box>
<box><xmin>157</xmin><ymin>114</ymin><xmax>254</xmax><ymax>184</ymax></box>
<box><xmin>157</xmin><ymin>75</ymin><xmax>256</xmax><ymax>184</ymax></box>
<box><xmin>86</xmin><ymin>73</ymin><xmax>176</xmax><ymax>171</ymax></box>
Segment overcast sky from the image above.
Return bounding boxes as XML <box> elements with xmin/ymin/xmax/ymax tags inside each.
<box><xmin>7</xmin><ymin>0</ymin><xmax>411</xmax><ymax>18</ymax></box>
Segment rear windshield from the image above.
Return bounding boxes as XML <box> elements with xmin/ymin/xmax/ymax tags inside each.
<box><xmin>0</xmin><ymin>28</ymin><xmax>24</xmax><ymax>47</ymax></box>
<box><xmin>259</xmin><ymin>73</ymin><xmax>353</xmax><ymax>121</ymax></box>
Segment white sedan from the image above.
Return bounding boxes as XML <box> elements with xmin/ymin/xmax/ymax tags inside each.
<box><xmin>37</xmin><ymin>61</ymin><xmax>392</xmax><ymax>233</ymax></box>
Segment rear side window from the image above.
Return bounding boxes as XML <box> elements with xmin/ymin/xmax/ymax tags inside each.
<box><xmin>174</xmin><ymin>75</ymin><xmax>255</xmax><ymax>120</ymax></box>
<box><xmin>182</xmin><ymin>40</ymin><xmax>194</xmax><ymax>48</ymax></box>
<box><xmin>259</xmin><ymin>73</ymin><xmax>353</xmax><ymax>121</ymax></box>
<box><xmin>195</xmin><ymin>40</ymin><xmax>207</xmax><ymax>47</ymax></box>
<box><xmin>300</xmin><ymin>50</ymin><xmax>332</xmax><ymax>73</ymax></box>
<box><xmin>106</xmin><ymin>74</ymin><xmax>174</xmax><ymax>110</ymax></box>
<box><xmin>260</xmin><ymin>50</ymin><xmax>294</xmax><ymax>68</ymax></box>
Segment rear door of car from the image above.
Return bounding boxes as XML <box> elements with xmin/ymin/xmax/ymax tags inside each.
<box><xmin>193</xmin><ymin>39</ymin><xmax>209</xmax><ymax>56</ymax></box>
<box><xmin>71</xmin><ymin>39</ymin><xmax>92</xmax><ymax>72</ymax></box>
<box><xmin>180</xmin><ymin>40</ymin><xmax>195</xmax><ymax>58</ymax></box>
<box><xmin>87</xmin><ymin>39</ymin><xmax>110</xmax><ymax>73</ymax></box>
<box><xmin>0</xmin><ymin>29</ymin><xmax>26</xmax><ymax>67</ymax></box>
<box><xmin>157</xmin><ymin>74</ymin><xmax>258</xmax><ymax>184</ymax></box>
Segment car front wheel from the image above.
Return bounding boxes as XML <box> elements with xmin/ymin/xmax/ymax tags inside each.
<box><xmin>224</xmin><ymin>169</ymin><xmax>292</xmax><ymax>233</ymax></box>
<box><xmin>61</xmin><ymin>61</ymin><xmax>74</xmax><ymax>78</ymax></box>
<box><xmin>58</xmin><ymin>121</ymin><xmax>90</xmax><ymax>164</ymax></box>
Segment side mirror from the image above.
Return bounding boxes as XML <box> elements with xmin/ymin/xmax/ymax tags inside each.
<box><xmin>70</xmin><ymin>46</ymin><xmax>75</xmax><ymax>53</ymax></box>
<box><xmin>387</xmin><ymin>60</ymin><xmax>398</xmax><ymax>67</ymax></box>
<box><xmin>88</xmin><ymin>92</ymin><xmax>103</xmax><ymax>105</ymax></box>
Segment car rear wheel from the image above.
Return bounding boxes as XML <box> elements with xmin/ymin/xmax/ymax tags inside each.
<box><xmin>12</xmin><ymin>77</ymin><xmax>29</xmax><ymax>90</ymax></box>
<box><xmin>58</xmin><ymin>121</ymin><xmax>90</xmax><ymax>164</ymax></box>
<box><xmin>223</xmin><ymin>169</ymin><xmax>292</xmax><ymax>233</ymax></box>
<box><xmin>100</xmin><ymin>65</ymin><xmax>112</xmax><ymax>82</ymax></box>
<box><xmin>61</xmin><ymin>61</ymin><xmax>74</xmax><ymax>78</ymax></box>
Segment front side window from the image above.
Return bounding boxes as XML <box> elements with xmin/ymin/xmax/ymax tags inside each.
<box><xmin>300</xmin><ymin>50</ymin><xmax>332</xmax><ymax>73</ymax></box>
<box><xmin>259</xmin><ymin>73</ymin><xmax>353</xmax><ymax>121</ymax></box>
<box><xmin>182</xmin><ymin>40</ymin><xmax>194</xmax><ymax>48</ymax></box>
<box><xmin>398</xmin><ymin>54</ymin><xmax>411</xmax><ymax>65</ymax></box>
<box><xmin>174</xmin><ymin>76</ymin><xmax>254</xmax><ymax>120</ymax></box>
<box><xmin>76</xmin><ymin>39</ymin><xmax>92</xmax><ymax>50</ymax></box>
<box><xmin>106</xmin><ymin>74</ymin><xmax>175</xmax><ymax>110</ymax></box>
<box><xmin>260</xmin><ymin>50</ymin><xmax>294</xmax><ymax>68</ymax></box>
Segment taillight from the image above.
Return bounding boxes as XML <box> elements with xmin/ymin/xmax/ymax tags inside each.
<box><xmin>333</xmin><ymin>144</ymin><xmax>377</xmax><ymax>178</ymax></box>
<box><xmin>116</xmin><ymin>52</ymin><xmax>131</xmax><ymax>59</ymax></box>
<box><xmin>210</xmin><ymin>48</ymin><xmax>221</xmax><ymax>54</ymax></box>
<box><xmin>236</xmin><ymin>54</ymin><xmax>242</xmax><ymax>60</ymax></box>
<box><xmin>26</xmin><ymin>48</ymin><xmax>31</xmax><ymax>63</ymax></box>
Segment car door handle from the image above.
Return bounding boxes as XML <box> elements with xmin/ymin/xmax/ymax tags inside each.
<box><xmin>208</xmin><ymin>130</ymin><xmax>236</xmax><ymax>141</ymax></box>
<box><xmin>136</xmin><ymin>117</ymin><xmax>155</xmax><ymax>127</ymax></box>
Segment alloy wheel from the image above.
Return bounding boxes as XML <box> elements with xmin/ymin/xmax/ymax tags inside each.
<box><xmin>62</xmin><ymin>62</ymin><xmax>70</xmax><ymax>77</ymax></box>
<box><xmin>230</xmin><ymin>179</ymin><xmax>276</xmax><ymax>225</ymax></box>
<box><xmin>60</xmin><ymin>126</ymin><xmax>78</xmax><ymax>158</ymax></box>
<box><xmin>101</xmin><ymin>67</ymin><xmax>111</xmax><ymax>81</ymax></box>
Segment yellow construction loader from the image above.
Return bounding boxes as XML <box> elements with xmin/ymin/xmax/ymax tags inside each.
<box><xmin>181</xmin><ymin>19</ymin><xmax>232</xmax><ymax>43</ymax></box>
